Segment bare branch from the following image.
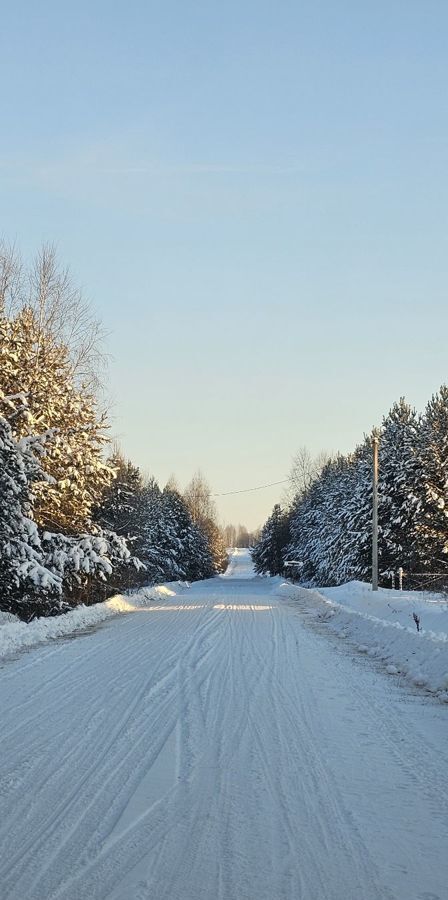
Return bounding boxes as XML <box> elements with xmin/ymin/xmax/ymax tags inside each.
<box><xmin>0</xmin><ymin>239</ymin><xmax>23</xmax><ymax>315</ymax></box>
<box><xmin>284</xmin><ymin>446</ymin><xmax>332</xmax><ymax>505</ymax></box>
<box><xmin>28</xmin><ymin>243</ymin><xmax>108</xmax><ymax>391</ymax></box>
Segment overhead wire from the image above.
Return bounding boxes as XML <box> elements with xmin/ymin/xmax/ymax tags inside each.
<box><xmin>214</xmin><ymin>478</ymin><xmax>289</xmax><ymax>497</ymax></box>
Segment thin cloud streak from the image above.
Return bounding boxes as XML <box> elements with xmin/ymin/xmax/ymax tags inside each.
<box><xmin>100</xmin><ymin>163</ymin><xmax>304</xmax><ymax>176</ymax></box>
<box><xmin>0</xmin><ymin>158</ymin><xmax>304</xmax><ymax>179</ymax></box>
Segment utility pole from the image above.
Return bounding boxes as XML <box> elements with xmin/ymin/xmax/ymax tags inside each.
<box><xmin>372</xmin><ymin>435</ymin><xmax>379</xmax><ymax>591</ymax></box>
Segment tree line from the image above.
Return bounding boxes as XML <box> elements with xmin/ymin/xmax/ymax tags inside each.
<box><xmin>222</xmin><ymin>523</ymin><xmax>260</xmax><ymax>548</ymax></box>
<box><xmin>0</xmin><ymin>242</ymin><xmax>227</xmax><ymax>621</ymax></box>
<box><xmin>252</xmin><ymin>392</ymin><xmax>448</xmax><ymax>587</ymax></box>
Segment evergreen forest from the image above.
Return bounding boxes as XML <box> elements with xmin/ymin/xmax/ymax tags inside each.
<box><xmin>253</xmin><ymin>394</ymin><xmax>448</xmax><ymax>589</ymax></box>
<box><xmin>0</xmin><ymin>243</ymin><xmax>227</xmax><ymax>620</ymax></box>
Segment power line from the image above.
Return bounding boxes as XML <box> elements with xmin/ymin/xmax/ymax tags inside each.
<box><xmin>214</xmin><ymin>479</ymin><xmax>289</xmax><ymax>497</ymax></box>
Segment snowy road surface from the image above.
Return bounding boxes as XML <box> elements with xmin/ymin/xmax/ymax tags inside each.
<box><xmin>1</xmin><ymin>550</ymin><xmax>447</xmax><ymax>900</ymax></box>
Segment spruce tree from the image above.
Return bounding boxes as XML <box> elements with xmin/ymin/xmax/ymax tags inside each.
<box><xmin>96</xmin><ymin>450</ymin><xmax>143</xmax><ymax>544</ymax></box>
<box><xmin>0</xmin><ymin>307</ymin><xmax>113</xmax><ymax>534</ymax></box>
<box><xmin>162</xmin><ymin>487</ymin><xmax>215</xmax><ymax>581</ymax></box>
<box><xmin>379</xmin><ymin>399</ymin><xmax>421</xmax><ymax>575</ymax></box>
<box><xmin>336</xmin><ymin>439</ymin><xmax>374</xmax><ymax>582</ymax></box>
<box><xmin>252</xmin><ymin>504</ymin><xmax>290</xmax><ymax>576</ymax></box>
<box><xmin>415</xmin><ymin>385</ymin><xmax>448</xmax><ymax>571</ymax></box>
<box><xmin>0</xmin><ymin>416</ymin><xmax>62</xmax><ymax>618</ymax></box>
<box><xmin>138</xmin><ymin>480</ymin><xmax>175</xmax><ymax>582</ymax></box>
<box><xmin>137</xmin><ymin>483</ymin><xmax>215</xmax><ymax>584</ymax></box>
<box><xmin>183</xmin><ymin>472</ymin><xmax>228</xmax><ymax>573</ymax></box>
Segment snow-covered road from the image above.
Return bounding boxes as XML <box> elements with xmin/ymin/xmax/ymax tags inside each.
<box><xmin>1</xmin><ymin>550</ymin><xmax>447</xmax><ymax>900</ymax></box>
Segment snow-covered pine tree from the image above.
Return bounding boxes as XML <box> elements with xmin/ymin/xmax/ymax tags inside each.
<box><xmin>196</xmin><ymin>518</ymin><xmax>228</xmax><ymax>573</ymax></box>
<box><xmin>137</xmin><ymin>479</ymin><xmax>177</xmax><ymax>583</ymax></box>
<box><xmin>162</xmin><ymin>487</ymin><xmax>215</xmax><ymax>581</ymax></box>
<box><xmin>319</xmin><ymin>455</ymin><xmax>355</xmax><ymax>584</ymax></box>
<box><xmin>252</xmin><ymin>504</ymin><xmax>290</xmax><ymax>576</ymax></box>
<box><xmin>414</xmin><ymin>385</ymin><xmax>448</xmax><ymax>572</ymax></box>
<box><xmin>96</xmin><ymin>449</ymin><xmax>143</xmax><ymax>542</ymax></box>
<box><xmin>286</xmin><ymin>445</ymin><xmax>375</xmax><ymax>587</ymax></box>
<box><xmin>0</xmin><ymin>307</ymin><xmax>113</xmax><ymax>534</ymax></box>
<box><xmin>379</xmin><ymin>399</ymin><xmax>421</xmax><ymax>577</ymax></box>
<box><xmin>0</xmin><ymin>302</ymin><xmax>143</xmax><ymax>612</ymax></box>
<box><xmin>263</xmin><ymin>392</ymin><xmax>448</xmax><ymax>589</ymax></box>
<box><xmin>286</xmin><ymin>475</ymin><xmax>323</xmax><ymax>583</ymax></box>
<box><xmin>183</xmin><ymin>472</ymin><xmax>228</xmax><ymax>573</ymax></box>
<box><xmin>137</xmin><ymin>482</ymin><xmax>215</xmax><ymax>584</ymax></box>
<box><xmin>333</xmin><ymin>438</ymin><xmax>374</xmax><ymax>583</ymax></box>
<box><xmin>287</xmin><ymin>455</ymin><xmax>352</xmax><ymax>586</ymax></box>
<box><xmin>41</xmin><ymin>527</ymin><xmax>143</xmax><ymax>607</ymax></box>
<box><xmin>0</xmin><ymin>415</ymin><xmax>63</xmax><ymax>619</ymax></box>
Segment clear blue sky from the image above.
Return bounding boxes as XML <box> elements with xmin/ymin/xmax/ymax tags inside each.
<box><xmin>2</xmin><ymin>1</ymin><xmax>447</xmax><ymax>529</ymax></box>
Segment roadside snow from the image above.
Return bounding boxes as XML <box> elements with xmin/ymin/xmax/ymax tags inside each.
<box><xmin>2</xmin><ymin>550</ymin><xmax>448</xmax><ymax>900</ymax></box>
<box><xmin>0</xmin><ymin>582</ymin><xmax>191</xmax><ymax>661</ymax></box>
<box><xmin>0</xmin><ymin>611</ymin><xmax>20</xmax><ymax>625</ymax></box>
<box><xmin>279</xmin><ymin>579</ymin><xmax>448</xmax><ymax>701</ymax></box>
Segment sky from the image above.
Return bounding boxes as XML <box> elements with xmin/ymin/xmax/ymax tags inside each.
<box><xmin>1</xmin><ymin>1</ymin><xmax>448</xmax><ymax>529</ymax></box>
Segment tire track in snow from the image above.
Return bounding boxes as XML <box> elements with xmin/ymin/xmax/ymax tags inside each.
<box><xmin>1</xmin><ymin>555</ymin><xmax>448</xmax><ymax>900</ymax></box>
<box><xmin>26</xmin><ymin>600</ymin><xmax>230</xmax><ymax>900</ymax></box>
<box><xmin>268</xmin><ymin>608</ymin><xmax>389</xmax><ymax>900</ymax></box>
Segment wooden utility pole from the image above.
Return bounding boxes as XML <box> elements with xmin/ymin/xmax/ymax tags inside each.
<box><xmin>372</xmin><ymin>435</ymin><xmax>379</xmax><ymax>591</ymax></box>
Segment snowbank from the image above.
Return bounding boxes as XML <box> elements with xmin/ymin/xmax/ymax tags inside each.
<box><xmin>0</xmin><ymin>582</ymin><xmax>191</xmax><ymax>661</ymax></box>
<box><xmin>0</xmin><ymin>611</ymin><xmax>20</xmax><ymax>625</ymax></box>
<box><xmin>278</xmin><ymin>580</ymin><xmax>448</xmax><ymax>701</ymax></box>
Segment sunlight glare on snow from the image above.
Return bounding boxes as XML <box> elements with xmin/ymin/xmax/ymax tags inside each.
<box><xmin>137</xmin><ymin>604</ymin><xmax>274</xmax><ymax>613</ymax></box>
<box><xmin>107</xmin><ymin>597</ymin><xmax>139</xmax><ymax>613</ymax></box>
<box><xmin>139</xmin><ymin>604</ymin><xmax>207</xmax><ymax>611</ymax></box>
<box><xmin>153</xmin><ymin>585</ymin><xmax>177</xmax><ymax>596</ymax></box>
<box><xmin>213</xmin><ymin>604</ymin><xmax>273</xmax><ymax>611</ymax></box>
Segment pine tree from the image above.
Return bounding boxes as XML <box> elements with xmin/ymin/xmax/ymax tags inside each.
<box><xmin>197</xmin><ymin>518</ymin><xmax>228</xmax><ymax>573</ymax></box>
<box><xmin>0</xmin><ymin>249</ymin><xmax>146</xmax><ymax>615</ymax></box>
<box><xmin>287</xmin><ymin>455</ymin><xmax>352</xmax><ymax>585</ymax></box>
<box><xmin>184</xmin><ymin>471</ymin><xmax>228</xmax><ymax>573</ymax></box>
<box><xmin>0</xmin><ymin>307</ymin><xmax>113</xmax><ymax>534</ymax></box>
<box><xmin>252</xmin><ymin>504</ymin><xmax>290</xmax><ymax>576</ymax></box>
<box><xmin>0</xmin><ymin>416</ymin><xmax>62</xmax><ymax>619</ymax></box>
<box><xmin>138</xmin><ymin>483</ymin><xmax>215</xmax><ymax>584</ymax></box>
<box><xmin>379</xmin><ymin>399</ymin><xmax>421</xmax><ymax>575</ymax></box>
<box><xmin>95</xmin><ymin>450</ymin><xmax>143</xmax><ymax>544</ymax></box>
<box><xmin>285</xmin><ymin>447</ymin><xmax>374</xmax><ymax>587</ymax></box>
<box><xmin>336</xmin><ymin>438</ymin><xmax>374</xmax><ymax>582</ymax></box>
<box><xmin>279</xmin><ymin>389</ymin><xmax>448</xmax><ymax>588</ymax></box>
<box><xmin>163</xmin><ymin>488</ymin><xmax>215</xmax><ymax>581</ymax></box>
<box><xmin>138</xmin><ymin>480</ymin><xmax>175</xmax><ymax>582</ymax></box>
<box><xmin>414</xmin><ymin>385</ymin><xmax>448</xmax><ymax>571</ymax></box>
<box><xmin>41</xmin><ymin>527</ymin><xmax>143</xmax><ymax>607</ymax></box>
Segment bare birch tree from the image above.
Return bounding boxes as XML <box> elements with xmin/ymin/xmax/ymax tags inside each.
<box><xmin>28</xmin><ymin>243</ymin><xmax>107</xmax><ymax>390</ymax></box>
<box><xmin>0</xmin><ymin>240</ymin><xmax>23</xmax><ymax>315</ymax></box>
<box><xmin>284</xmin><ymin>446</ymin><xmax>331</xmax><ymax>504</ymax></box>
<box><xmin>0</xmin><ymin>240</ymin><xmax>107</xmax><ymax>391</ymax></box>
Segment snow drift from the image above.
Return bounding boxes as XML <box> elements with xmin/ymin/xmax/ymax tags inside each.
<box><xmin>279</xmin><ymin>579</ymin><xmax>448</xmax><ymax>701</ymax></box>
<box><xmin>0</xmin><ymin>582</ymin><xmax>191</xmax><ymax>660</ymax></box>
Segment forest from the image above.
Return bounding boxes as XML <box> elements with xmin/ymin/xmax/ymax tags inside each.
<box><xmin>253</xmin><ymin>393</ymin><xmax>448</xmax><ymax>590</ymax></box>
<box><xmin>0</xmin><ymin>242</ymin><xmax>228</xmax><ymax>621</ymax></box>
